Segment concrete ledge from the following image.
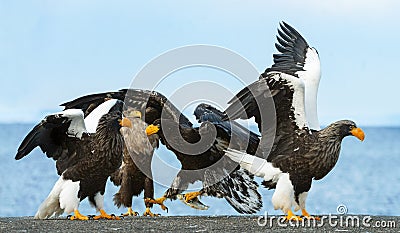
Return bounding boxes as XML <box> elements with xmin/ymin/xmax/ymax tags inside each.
<box><xmin>0</xmin><ymin>216</ymin><xmax>398</xmax><ymax>232</ymax></box>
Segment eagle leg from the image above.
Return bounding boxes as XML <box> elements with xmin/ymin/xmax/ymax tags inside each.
<box><xmin>121</xmin><ymin>207</ymin><xmax>139</xmax><ymax>217</ymax></box>
<box><xmin>93</xmin><ymin>209</ymin><xmax>121</xmax><ymax>220</ymax></box>
<box><xmin>69</xmin><ymin>209</ymin><xmax>89</xmax><ymax>221</ymax></box>
<box><xmin>143</xmin><ymin>207</ymin><xmax>161</xmax><ymax>217</ymax></box>
<box><xmin>286</xmin><ymin>210</ymin><xmax>303</xmax><ymax>221</ymax></box>
<box><xmin>183</xmin><ymin>191</ymin><xmax>202</xmax><ymax>202</ymax></box>
<box><xmin>301</xmin><ymin>209</ymin><xmax>320</xmax><ymax>220</ymax></box>
<box><xmin>145</xmin><ymin>197</ymin><xmax>168</xmax><ymax>212</ymax></box>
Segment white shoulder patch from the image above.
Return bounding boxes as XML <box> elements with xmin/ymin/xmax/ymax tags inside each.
<box><xmin>296</xmin><ymin>47</ymin><xmax>321</xmax><ymax>130</ymax></box>
<box><xmin>57</xmin><ymin>109</ymin><xmax>86</xmax><ymax>139</ymax></box>
<box><xmin>84</xmin><ymin>99</ymin><xmax>118</xmax><ymax>133</ymax></box>
<box><xmin>275</xmin><ymin>73</ymin><xmax>308</xmax><ymax>130</ymax></box>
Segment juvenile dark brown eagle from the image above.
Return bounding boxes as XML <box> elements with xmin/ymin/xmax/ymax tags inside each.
<box><xmin>15</xmin><ymin>99</ymin><xmax>132</xmax><ymax>220</ymax></box>
<box><xmin>109</xmin><ymin>109</ymin><xmax>160</xmax><ymax>217</ymax></box>
<box><xmin>223</xmin><ymin>22</ymin><xmax>365</xmax><ymax>220</ymax></box>
<box><xmin>144</xmin><ymin>102</ymin><xmax>262</xmax><ymax>214</ymax></box>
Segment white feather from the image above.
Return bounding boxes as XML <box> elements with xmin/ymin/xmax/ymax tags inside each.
<box><xmin>58</xmin><ymin>178</ymin><xmax>80</xmax><ymax>214</ymax></box>
<box><xmin>34</xmin><ymin>176</ymin><xmax>64</xmax><ymax>219</ymax></box>
<box><xmin>34</xmin><ymin>175</ymin><xmax>80</xmax><ymax>219</ymax></box>
<box><xmin>296</xmin><ymin>47</ymin><xmax>321</xmax><ymax>130</ymax></box>
<box><xmin>224</xmin><ymin>148</ymin><xmax>281</xmax><ymax>181</ymax></box>
<box><xmin>84</xmin><ymin>99</ymin><xmax>118</xmax><ymax>133</ymax></box>
<box><xmin>271</xmin><ymin>173</ymin><xmax>295</xmax><ymax>214</ymax></box>
<box><xmin>93</xmin><ymin>192</ymin><xmax>104</xmax><ymax>211</ymax></box>
<box><xmin>52</xmin><ymin>109</ymin><xmax>86</xmax><ymax>139</ymax></box>
<box><xmin>297</xmin><ymin>192</ymin><xmax>308</xmax><ymax>211</ymax></box>
<box><xmin>275</xmin><ymin>73</ymin><xmax>308</xmax><ymax>130</ymax></box>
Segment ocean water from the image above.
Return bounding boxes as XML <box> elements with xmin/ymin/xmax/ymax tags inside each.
<box><xmin>1</xmin><ymin>124</ymin><xmax>399</xmax><ymax>217</ymax></box>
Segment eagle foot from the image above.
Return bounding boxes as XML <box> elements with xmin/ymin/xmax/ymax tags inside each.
<box><xmin>93</xmin><ymin>209</ymin><xmax>121</xmax><ymax>220</ymax></box>
<box><xmin>286</xmin><ymin>210</ymin><xmax>303</xmax><ymax>221</ymax></box>
<box><xmin>143</xmin><ymin>207</ymin><xmax>161</xmax><ymax>217</ymax></box>
<box><xmin>301</xmin><ymin>209</ymin><xmax>320</xmax><ymax>220</ymax></box>
<box><xmin>183</xmin><ymin>191</ymin><xmax>202</xmax><ymax>203</ymax></box>
<box><xmin>177</xmin><ymin>194</ymin><xmax>209</xmax><ymax>210</ymax></box>
<box><xmin>145</xmin><ymin>197</ymin><xmax>168</xmax><ymax>212</ymax></box>
<box><xmin>121</xmin><ymin>207</ymin><xmax>139</xmax><ymax>217</ymax></box>
<box><xmin>68</xmin><ymin>210</ymin><xmax>89</xmax><ymax>220</ymax></box>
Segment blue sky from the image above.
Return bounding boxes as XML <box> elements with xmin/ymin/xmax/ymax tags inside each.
<box><xmin>1</xmin><ymin>0</ymin><xmax>400</xmax><ymax>126</ymax></box>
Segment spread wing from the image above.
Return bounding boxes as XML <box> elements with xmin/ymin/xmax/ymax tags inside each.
<box><xmin>61</xmin><ymin>90</ymin><xmax>127</xmax><ymax>117</ymax></box>
<box><xmin>124</xmin><ymin>89</ymin><xmax>192</xmax><ymax>127</ymax></box>
<box><xmin>15</xmin><ymin>109</ymin><xmax>88</xmax><ymax>175</ymax></box>
<box><xmin>264</xmin><ymin>21</ymin><xmax>320</xmax><ymax>80</ymax></box>
<box><xmin>224</xmin><ymin>72</ymin><xmax>310</xmax><ymax>162</ymax></box>
<box><xmin>16</xmin><ymin>100</ymin><xmax>124</xmax><ymax>175</ymax></box>
<box><xmin>264</xmin><ymin>21</ymin><xmax>321</xmax><ymax>130</ymax></box>
<box><xmin>224</xmin><ymin>21</ymin><xmax>321</xmax><ymax>161</ymax></box>
<box><xmin>61</xmin><ymin>89</ymin><xmax>192</xmax><ymax>127</ymax></box>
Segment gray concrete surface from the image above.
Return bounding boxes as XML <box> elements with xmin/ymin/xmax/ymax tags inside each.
<box><xmin>0</xmin><ymin>216</ymin><xmax>399</xmax><ymax>232</ymax></box>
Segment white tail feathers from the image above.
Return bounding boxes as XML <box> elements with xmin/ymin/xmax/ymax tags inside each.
<box><xmin>224</xmin><ymin>148</ymin><xmax>282</xmax><ymax>181</ymax></box>
<box><xmin>34</xmin><ymin>176</ymin><xmax>80</xmax><ymax>219</ymax></box>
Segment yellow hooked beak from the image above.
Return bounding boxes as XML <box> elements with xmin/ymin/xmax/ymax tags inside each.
<box><xmin>350</xmin><ymin>127</ymin><xmax>365</xmax><ymax>141</ymax></box>
<box><xmin>126</xmin><ymin>110</ymin><xmax>142</xmax><ymax>119</ymax></box>
<box><xmin>119</xmin><ymin>117</ymin><xmax>133</xmax><ymax>128</ymax></box>
<box><xmin>146</xmin><ymin>124</ymin><xmax>159</xmax><ymax>136</ymax></box>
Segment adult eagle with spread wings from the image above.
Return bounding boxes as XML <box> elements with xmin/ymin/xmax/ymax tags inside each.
<box><xmin>223</xmin><ymin>22</ymin><xmax>365</xmax><ymax>220</ymax></box>
<box><xmin>15</xmin><ymin>99</ymin><xmax>132</xmax><ymax>220</ymax></box>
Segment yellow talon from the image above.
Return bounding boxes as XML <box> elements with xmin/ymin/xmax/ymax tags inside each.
<box><xmin>184</xmin><ymin>191</ymin><xmax>202</xmax><ymax>202</ymax></box>
<box><xmin>69</xmin><ymin>210</ymin><xmax>89</xmax><ymax>221</ymax></box>
<box><xmin>145</xmin><ymin>197</ymin><xmax>168</xmax><ymax>212</ymax></box>
<box><xmin>302</xmin><ymin>209</ymin><xmax>320</xmax><ymax>220</ymax></box>
<box><xmin>143</xmin><ymin>207</ymin><xmax>160</xmax><ymax>217</ymax></box>
<box><xmin>93</xmin><ymin>209</ymin><xmax>120</xmax><ymax>220</ymax></box>
<box><xmin>286</xmin><ymin>210</ymin><xmax>302</xmax><ymax>221</ymax></box>
<box><xmin>122</xmin><ymin>207</ymin><xmax>139</xmax><ymax>217</ymax></box>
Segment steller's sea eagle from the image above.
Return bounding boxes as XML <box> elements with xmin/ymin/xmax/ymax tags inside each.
<box><xmin>62</xmin><ymin>94</ymin><xmax>162</xmax><ymax>217</ymax></box>
<box><xmin>223</xmin><ymin>22</ymin><xmax>365</xmax><ymax>220</ymax></box>
<box><xmin>15</xmin><ymin>99</ymin><xmax>132</xmax><ymax>220</ymax></box>
<box><xmin>145</xmin><ymin>102</ymin><xmax>262</xmax><ymax>214</ymax></box>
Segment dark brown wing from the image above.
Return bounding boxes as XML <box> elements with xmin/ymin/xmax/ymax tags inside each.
<box><xmin>61</xmin><ymin>89</ymin><xmax>127</xmax><ymax>117</ymax></box>
<box><xmin>15</xmin><ymin>110</ymin><xmax>88</xmax><ymax>175</ymax></box>
<box><xmin>264</xmin><ymin>21</ymin><xmax>311</xmax><ymax>77</ymax></box>
<box><xmin>61</xmin><ymin>89</ymin><xmax>192</xmax><ymax>127</ymax></box>
<box><xmin>194</xmin><ymin>103</ymin><xmax>260</xmax><ymax>155</ymax></box>
<box><xmin>124</xmin><ymin>89</ymin><xmax>192</xmax><ymax>127</ymax></box>
<box><xmin>224</xmin><ymin>73</ymin><xmax>309</xmax><ymax>162</ymax></box>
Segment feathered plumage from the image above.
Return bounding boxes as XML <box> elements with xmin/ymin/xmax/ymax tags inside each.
<box><xmin>16</xmin><ymin>100</ymin><xmax>132</xmax><ymax>220</ymax></box>
<box><xmin>223</xmin><ymin>22</ymin><xmax>365</xmax><ymax>220</ymax></box>
<box><xmin>110</xmin><ymin>110</ymin><xmax>160</xmax><ymax>216</ymax></box>
<box><xmin>62</xmin><ymin>89</ymin><xmax>263</xmax><ymax>214</ymax></box>
<box><xmin>146</xmin><ymin>103</ymin><xmax>262</xmax><ymax>214</ymax></box>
